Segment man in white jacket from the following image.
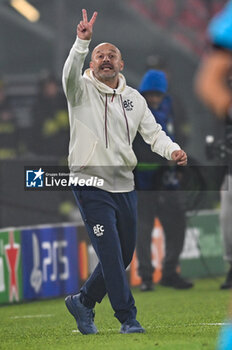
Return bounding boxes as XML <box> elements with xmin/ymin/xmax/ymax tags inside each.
<box><xmin>63</xmin><ymin>9</ymin><xmax>187</xmax><ymax>335</ymax></box>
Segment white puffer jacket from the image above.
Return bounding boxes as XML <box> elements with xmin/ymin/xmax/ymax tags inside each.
<box><xmin>62</xmin><ymin>37</ymin><xmax>180</xmax><ymax>192</ymax></box>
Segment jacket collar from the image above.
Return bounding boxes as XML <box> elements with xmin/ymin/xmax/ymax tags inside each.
<box><xmin>84</xmin><ymin>68</ymin><xmax>126</xmax><ymax>94</ymax></box>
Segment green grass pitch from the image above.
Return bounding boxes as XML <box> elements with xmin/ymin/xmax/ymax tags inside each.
<box><xmin>0</xmin><ymin>278</ymin><xmax>230</xmax><ymax>350</ymax></box>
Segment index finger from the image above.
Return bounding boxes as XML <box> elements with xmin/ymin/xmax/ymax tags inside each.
<box><xmin>82</xmin><ymin>9</ymin><xmax>88</xmax><ymax>23</ymax></box>
<box><xmin>89</xmin><ymin>11</ymin><xmax>98</xmax><ymax>26</ymax></box>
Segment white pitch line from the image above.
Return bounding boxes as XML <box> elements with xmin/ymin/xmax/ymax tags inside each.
<box><xmin>11</xmin><ymin>314</ymin><xmax>54</xmax><ymax>319</ymax></box>
<box><xmin>71</xmin><ymin>323</ymin><xmax>231</xmax><ymax>333</ymax></box>
<box><xmin>72</xmin><ymin>328</ymin><xmax>118</xmax><ymax>333</ymax></box>
<box><xmin>200</xmin><ymin>323</ymin><xmax>231</xmax><ymax>326</ymax></box>
<box><xmin>150</xmin><ymin>323</ymin><xmax>231</xmax><ymax>328</ymax></box>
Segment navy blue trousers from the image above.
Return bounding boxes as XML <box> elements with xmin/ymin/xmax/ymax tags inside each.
<box><xmin>72</xmin><ymin>187</ymin><xmax>137</xmax><ymax>323</ymax></box>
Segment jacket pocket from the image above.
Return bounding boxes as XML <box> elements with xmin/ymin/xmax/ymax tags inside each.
<box><xmin>69</xmin><ymin>119</ymin><xmax>98</xmax><ymax>169</ymax></box>
<box><xmin>121</xmin><ymin>145</ymin><xmax>138</xmax><ymax>169</ymax></box>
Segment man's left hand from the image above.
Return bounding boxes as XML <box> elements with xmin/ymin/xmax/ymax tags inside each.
<box><xmin>171</xmin><ymin>150</ymin><xmax>187</xmax><ymax>166</ymax></box>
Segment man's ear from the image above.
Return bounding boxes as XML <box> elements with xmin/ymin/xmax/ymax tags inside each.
<box><xmin>89</xmin><ymin>61</ymin><xmax>94</xmax><ymax>70</ymax></box>
<box><xmin>120</xmin><ymin>60</ymin><xmax>124</xmax><ymax>72</ymax></box>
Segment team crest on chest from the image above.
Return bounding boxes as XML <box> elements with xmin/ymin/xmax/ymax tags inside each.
<box><xmin>123</xmin><ymin>99</ymin><xmax>134</xmax><ymax>111</ymax></box>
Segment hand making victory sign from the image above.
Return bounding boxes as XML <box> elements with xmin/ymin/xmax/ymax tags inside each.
<box><xmin>77</xmin><ymin>9</ymin><xmax>98</xmax><ymax>41</ymax></box>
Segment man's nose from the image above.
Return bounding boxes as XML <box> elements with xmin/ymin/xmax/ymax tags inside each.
<box><xmin>103</xmin><ymin>56</ymin><xmax>110</xmax><ymax>61</ymax></box>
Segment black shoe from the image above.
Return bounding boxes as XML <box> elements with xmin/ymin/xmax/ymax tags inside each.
<box><xmin>160</xmin><ymin>273</ymin><xmax>194</xmax><ymax>289</ymax></box>
<box><xmin>140</xmin><ymin>281</ymin><xmax>154</xmax><ymax>292</ymax></box>
<box><xmin>120</xmin><ymin>319</ymin><xmax>145</xmax><ymax>333</ymax></box>
<box><xmin>65</xmin><ymin>294</ymin><xmax>98</xmax><ymax>334</ymax></box>
<box><xmin>220</xmin><ymin>268</ymin><xmax>232</xmax><ymax>289</ymax></box>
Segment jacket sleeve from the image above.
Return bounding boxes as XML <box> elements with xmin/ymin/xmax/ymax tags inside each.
<box><xmin>62</xmin><ymin>37</ymin><xmax>90</xmax><ymax>106</ymax></box>
<box><xmin>138</xmin><ymin>98</ymin><xmax>181</xmax><ymax>160</ymax></box>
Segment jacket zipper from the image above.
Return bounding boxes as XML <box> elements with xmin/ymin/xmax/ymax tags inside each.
<box><xmin>104</xmin><ymin>94</ymin><xmax>108</xmax><ymax>148</ymax></box>
<box><xmin>111</xmin><ymin>89</ymin><xmax>116</xmax><ymax>102</ymax></box>
<box><xmin>104</xmin><ymin>92</ymin><xmax>131</xmax><ymax>149</ymax></box>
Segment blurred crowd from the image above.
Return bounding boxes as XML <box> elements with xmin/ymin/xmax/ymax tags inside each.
<box><xmin>0</xmin><ymin>74</ymin><xmax>69</xmax><ymax>161</ymax></box>
<box><xmin>0</xmin><ymin>80</ymin><xmax>18</xmax><ymax>159</ymax></box>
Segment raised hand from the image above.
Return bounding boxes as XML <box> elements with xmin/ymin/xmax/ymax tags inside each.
<box><xmin>77</xmin><ymin>9</ymin><xmax>98</xmax><ymax>40</ymax></box>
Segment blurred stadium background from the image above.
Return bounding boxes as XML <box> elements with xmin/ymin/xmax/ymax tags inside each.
<box><xmin>0</xmin><ymin>0</ymin><xmax>227</xmax><ymax>227</ymax></box>
<box><xmin>0</xmin><ymin>0</ymin><xmax>230</xmax><ymax>310</ymax></box>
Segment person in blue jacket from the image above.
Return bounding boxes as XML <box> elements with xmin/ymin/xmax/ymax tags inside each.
<box><xmin>195</xmin><ymin>0</ymin><xmax>232</xmax><ymax>291</ymax></box>
<box><xmin>134</xmin><ymin>69</ymin><xmax>193</xmax><ymax>291</ymax></box>
<box><xmin>195</xmin><ymin>1</ymin><xmax>232</xmax><ymax>349</ymax></box>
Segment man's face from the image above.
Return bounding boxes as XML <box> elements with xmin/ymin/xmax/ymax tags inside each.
<box><xmin>144</xmin><ymin>91</ymin><xmax>165</xmax><ymax>109</ymax></box>
<box><xmin>90</xmin><ymin>43</ymin><xmax>124</xmax><ymax>83</ymax></box>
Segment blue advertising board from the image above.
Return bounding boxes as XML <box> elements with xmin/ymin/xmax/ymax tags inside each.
<box><xmin>21</xmin><ymin>225</ymin><xmax>78</xmax><ymax>300</ymax></box>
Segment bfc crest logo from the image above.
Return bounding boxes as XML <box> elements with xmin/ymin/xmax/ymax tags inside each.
<box><xmin>26</xmin><ymin>168</ymin><xmax>44</xmax><ymax>188</ymax></box>
<box><xmin>93</xmin><ymin>224</ymin><xmax>104</xmax><ymax>237</ymax></box>
<box><xmin>123</xmin><ymin>99</ymin><xmax>134</xmax><ymax>111</ymax></box>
